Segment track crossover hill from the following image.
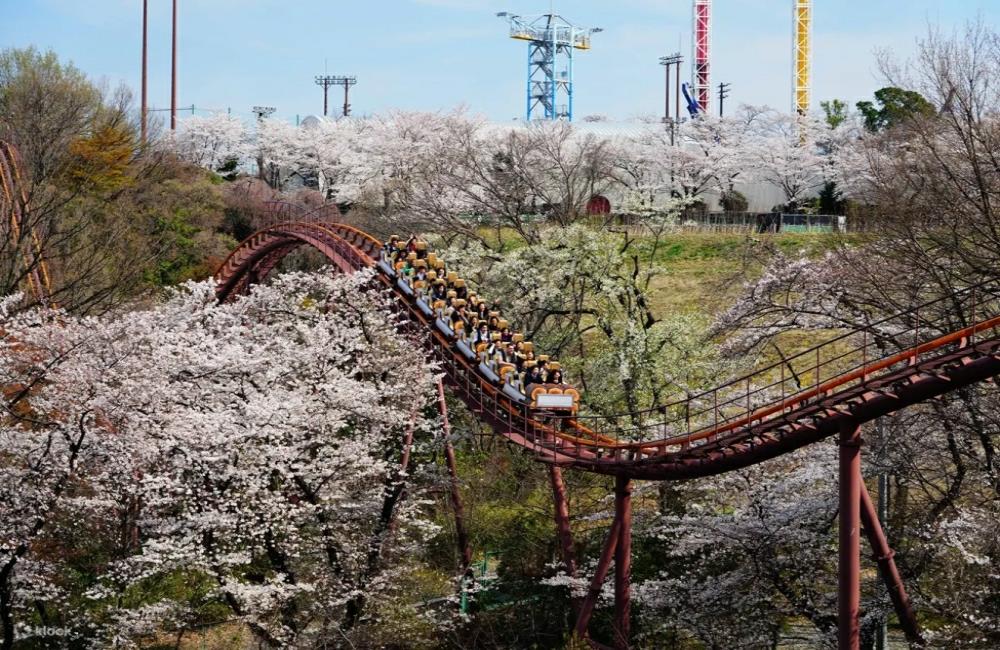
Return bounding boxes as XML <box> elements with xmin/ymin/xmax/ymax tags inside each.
<box><xmin>217</xmin><ymin>214</ymin><xmax>999</xmax><ymax>649</ymax></box>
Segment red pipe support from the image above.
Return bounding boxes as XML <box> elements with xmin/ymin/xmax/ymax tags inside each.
<box><xmin>575</xmin><ymin>514</ymin><xmax>621</xmax><ymax>639</ymax></box>
<box><xmin>549</xmin><ymin>465</ymin><xmax>578</xmax><ymax>577</ymax></box>
<box><xmin>860</xmin><ymin>482</ymin><xmax>923</xmax><ymax>646</ymax></box>
<box><xmin>838</xmin><ymin>422</ymin><xmax>862</xmax><ymax>650</ymax></box>
<box><xmin>613</xmin><ymin>476</ymin><xmax>633</xmax><ymax>650</ymax></box>
<box><xmin>438</xmin><ymin>378</ymin><xmax>473</xmax><ymax>569</ymax></box>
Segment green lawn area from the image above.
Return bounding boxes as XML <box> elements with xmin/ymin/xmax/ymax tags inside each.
<box><xmin>641</xmin><ymin>231</ymin><xmax>850</xmax><ymax>318</ymax></box>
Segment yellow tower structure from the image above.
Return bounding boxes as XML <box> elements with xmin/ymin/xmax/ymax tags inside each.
<box><xmin>793</xmin><ymin>0</ymin><xmax>812</xmax><ymax>115</ymax></box>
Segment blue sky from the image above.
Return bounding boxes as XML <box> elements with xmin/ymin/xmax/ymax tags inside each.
<box><xmin>4</xmin><ymin>1</ymin><xmax>999</xmax><ymax>123</ymax></box>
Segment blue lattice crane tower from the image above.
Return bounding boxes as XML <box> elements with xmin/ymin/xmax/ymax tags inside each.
<box><xmin>497</xmin><ymin>11</ymin><xmax>601</xmax><ymax>121</ymax></box>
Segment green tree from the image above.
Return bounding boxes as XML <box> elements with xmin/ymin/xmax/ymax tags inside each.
<box><xmin>855</xmin><ymin>87</ymin><xmax>935</xmax><ymax>132</ymax></box>
<box><xmin>819</xmin><ymin>99</ymin><xmax>849</xmax><ymax>128</ymax></box>
<box><xmin>1</xmin><ymin>47</ymin><xmax>231</xmax><ymax>313</ymax></box>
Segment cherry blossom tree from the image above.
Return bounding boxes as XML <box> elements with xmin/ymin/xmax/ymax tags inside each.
<box><xmin>0</xmin><ymin>271</ymin><xmax>445</xmax><ymax>648</ymax></box>
<box><xmin>635</xmin><ymin>444</ymin><xmax>839</xmax><ymax>647</ymax></box>
<box><xmin>171</xmin><ymin>113</ymin><xmax>249</xmax><ymax>172</ymax></box>
<box><xmin>740</xmin><ymin>108</ymin><xmax>829</xmax><ymax>210</ymax></box>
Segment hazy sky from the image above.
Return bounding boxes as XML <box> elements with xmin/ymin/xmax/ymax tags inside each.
<box><xmin>5</xmin><ymin>0</ymin><xmax>999</xmax><ymax>123</ymax></box>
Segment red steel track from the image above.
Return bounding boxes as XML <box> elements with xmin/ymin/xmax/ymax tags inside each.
<box><xmin>0</xmin><ymin>140</ymin><xmax>53</xmax><ymax>305</ymax></box>
<box><xmin>216</xmin><ymin>219</ymin><xmax>1000</xmax><ymax>481</ymax></box>
<box><xmin>216</xmin><ymin>218</ymin><xmax>998</xmax><ymax>649</ymax></box>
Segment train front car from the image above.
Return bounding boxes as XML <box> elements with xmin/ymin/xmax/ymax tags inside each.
<box><xmin>377</xmin><ymin>235</ymin><xmax>581</xmax><ymax>415</ymax></box>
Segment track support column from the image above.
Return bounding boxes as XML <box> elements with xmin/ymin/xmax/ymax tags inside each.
<box><xmin>574</xmin><ymin>511</ymin><xmax>621</xmax><ymax>640</ymax></box>
<box><xmin>838</xmin><ymin>421</ymin><xmax>862</xmax><ymax>650</ymax></box>
<box><xmin>859</xmin><ymin>482</ymin><xmax>923</xmax><ymax>646</ymax></box>
<box><xmin>549</xmin><ymin>466</ymin><xmax>578</xmax><ymax>577</ymax></box>
<box><xmin>437</xmin><ymin>379</ymin><xmax>473</xmax><ymax>569</ymax></box>
<box><xmin>613</xmin><ymin>476</ymin><xmax>633</xmax><ymax>650</ymax></box>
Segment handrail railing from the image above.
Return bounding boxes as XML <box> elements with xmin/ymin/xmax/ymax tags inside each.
<box><xmin>218</xmin><ymin>219</ymin><xmax>1000</xmax><ymax>472</ymax></box>
<box><xmin>555</xmin><ymin>278</ymin><xmax>1000</xmax><ymax>450</ymax></box>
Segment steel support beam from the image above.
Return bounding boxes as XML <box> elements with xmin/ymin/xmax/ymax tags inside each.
<box><xmin>860</xmin><ymin>482</ymin><xmax>923</xmax><ymax>646</ymax></box>
<box><xmin>437</xmin><ymin>378</ymin><xmax>473</xmax><ymax>569</ymax></box>
<box><xmin>839</xmin><ymin>421</ymin><xmax>862</xmax><ymax>650</ymax></box>
<box><xmin>549</xmin><ymin>465</ymin><xmax>578</xmax><ymax>577</ymax></box>
<box><xmin>613</xmin><ymin>476</ymin><xmax>632</xmax><ymax>650</ymax></box>
<box><xmin>574</xmin><ymin>513</ymin><xmax>621</xmax><ymax>639</ymax></box>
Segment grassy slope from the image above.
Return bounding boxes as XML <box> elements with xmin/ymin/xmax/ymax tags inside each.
<box><xmin>643</xmin><ymin>231</ymin><xmax>844</xmax><ymax>318</ymax></box>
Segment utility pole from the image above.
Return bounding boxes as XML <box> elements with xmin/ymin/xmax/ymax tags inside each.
<box><xmin>659</xmin><ymin>53</ymin><xmax>682</xmax><ymax>145</ymax></box>
<box><xmin>141</xmin><ymin>0</ymin><xmax>148</xmax><ymax>143</ymax></box>
<box><xmin>170</xmin><ymin>0</ymin><xmax>178</xmax><ymax>130</ymax></box>
<box><xmin>717</xmin><ymin>82</ymin><xmax>731</xmax><ymax>117</ymax></box>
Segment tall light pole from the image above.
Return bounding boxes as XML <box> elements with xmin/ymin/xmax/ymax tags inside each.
<box><xmin>171</xmin><ymin>0</ymin><xmax>178</xmax><ymax>131</ymax></box>
<box><xmin>141</xmin><ymin>0</ymin><xmax>148</xmax><ymax>142</ymax></box>
<box><xmin>252</xmin><ymin>106</ymin><xmax>276</xmax><ymax>121</ymax></box>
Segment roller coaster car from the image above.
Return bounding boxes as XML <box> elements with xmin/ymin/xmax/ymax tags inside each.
<box><xmin>378</xmin><ymin>251</ymin><xmax>580</xmax><ymax>413</ymax></box>
<box><xmin>529</xmin><ymin>384</ymin><xmax>580</xmax><ymax>412</ymax></box>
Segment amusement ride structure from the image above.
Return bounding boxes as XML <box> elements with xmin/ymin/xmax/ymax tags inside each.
<box><xmin>682</xmin><ymin>0</ymin><xmax>812</xmax><ymax>116</ymax></box>
<box><xmin>0</xmin><ymin>140</ymin><xmax>53</xmax><ymax>306</ymax></box>
<box><xmin>691</xmin><ymin>0</ymin><xmax>712</xmax><ymax>114</ymax></box>
<box><xmin>498</xmin><ymin>1</ymin><xmax>813</xmax><ymax>120</ymax></box>
<box><xmin>498</xmin><ymin>11</ymin><xmax>602</xmax><ymax>121</ymax></box>
<box><xmin>214</xmin><ymin>206</ymin><xmax>1000</xmax><ymax>649</ymax></box>
<box><xmin>794</xmin><ymin>0</ymin><xmax>813</xmax><ymax>115</ymax></box>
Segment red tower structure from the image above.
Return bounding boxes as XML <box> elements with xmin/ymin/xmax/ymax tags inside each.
<box><xmin>692</xmin><ymin>0</ymin><xmax>711</xmax><ymax>113</ymax></box>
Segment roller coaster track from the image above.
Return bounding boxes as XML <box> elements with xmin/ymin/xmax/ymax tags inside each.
<box><xmin>0</xmin><ymin>140</ymin><xmax>53</xmax><ymax>305</ymax></box>
<box><xmin>216</xmin><ymin>218</ymin><xmax>1000</xmax><ymax>649</ymax></box>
